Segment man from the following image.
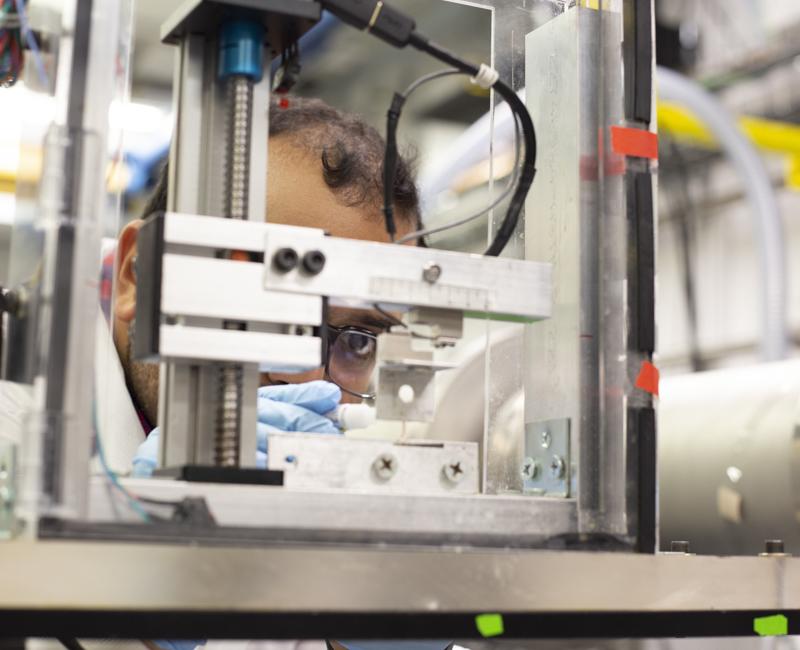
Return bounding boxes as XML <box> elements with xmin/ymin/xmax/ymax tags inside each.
<box><xmin>96</xmin><ymin>95</ymin><xmax>450</xmax><ymax>650</ymax></box>
<box><xmin>108</xmin><ymin>95</ymin><xmax>422</xmax><ymax>473</ymax></box>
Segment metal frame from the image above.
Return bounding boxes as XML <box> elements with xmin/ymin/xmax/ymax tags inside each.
<box><xmin>1</xmin><ymin>540</ymin><xmax>799</xmax><ymax>638</ymax></box>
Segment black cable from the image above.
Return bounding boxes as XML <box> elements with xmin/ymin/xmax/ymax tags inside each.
<box><xmin>319</xmin><ymin>0</ymin><xmax>538</xmax><ymax>256</ymax></box>
<box><xmin>383</xmin><ymin>68</ymin><xmax>462</xmax><ymax>243</ymax></box>
<box><xmin>382</xmin><ymin>92</ymin><xmax>403</xmax><ymax>241</ymax></box>
<box><xmin>407</xmin><ymin>33</ymin><xmax>537</xmax><ymax>256</ymax></box>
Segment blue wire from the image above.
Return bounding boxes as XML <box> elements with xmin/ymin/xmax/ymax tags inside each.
<box><xmin>92</xmin><ymin>400</ymin><xmax>152</xmax><ymax>523</ymax></box>
<box><xmin>13</xmin><ymin>0</ymin><xmax>48</xmax><ymax>87</ymax></box>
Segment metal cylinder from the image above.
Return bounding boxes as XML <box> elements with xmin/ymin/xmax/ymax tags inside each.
<box><xmin>659</xmin><ymin>360</ymin><xmax>800</xmax><ymax>555</ymax></box>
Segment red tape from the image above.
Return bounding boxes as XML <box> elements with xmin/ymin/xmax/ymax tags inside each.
<box><xmin>610</xmin><ymin>126</ymin><xmax>658</xmax><ymax>160</ymax></box>
<box><xmin>635</xmin><ymin>360</ymin><xmax>660</xmax><ymax>396</ymax></box>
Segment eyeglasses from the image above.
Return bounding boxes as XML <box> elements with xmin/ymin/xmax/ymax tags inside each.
<box><xmin>325</xmin><ymin>324</ymin><xmax>378</xmax><ymax>400</ymax></box>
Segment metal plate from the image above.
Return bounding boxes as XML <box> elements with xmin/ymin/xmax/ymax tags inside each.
<box><xmin>263</xmin><ymin>225</ymin><xmax>552</xmax><ymax>321</ymax></box>
<box><xmin>87</xmin><ymin>476</ymin><xmax>578</xmax><ymax>541</ymax></box>
<box><xmin>524</xmin><ymin>418</ymin><xmax>571</xmax><ymax>497</ymax></box>
<box><xmin>267</xmin><ymin>433</ymin><xmax>479</xmax><ymax>494</ymax></box>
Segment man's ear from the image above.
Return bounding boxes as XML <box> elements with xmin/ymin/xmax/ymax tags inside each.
<box><xmin>114</xmin><ymin>219</ymin><xmax>144</xmax><ymax>323</ymax></box>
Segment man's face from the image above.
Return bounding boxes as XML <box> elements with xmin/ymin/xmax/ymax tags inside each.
<box><xmin>114</xmin><ymin>134</ymin><xmax>416</xmax><ymax>422</ymax></box>
<box><xmin>264</xmin><ymin>136</ymin><xmax>414</xmax><ymax>401</ymax></box>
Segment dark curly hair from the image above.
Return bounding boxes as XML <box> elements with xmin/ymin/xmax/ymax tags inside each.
<box><xmin>141</xmin><ymin>95</ymin><xmax>420</xmax><ymax>228</ymax></box>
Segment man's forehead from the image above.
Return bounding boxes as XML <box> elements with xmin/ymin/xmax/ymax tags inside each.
<box><xmin>266</xmin><ymin>137</ymin><xmax>417</xmax><ymax>243</ymax></box>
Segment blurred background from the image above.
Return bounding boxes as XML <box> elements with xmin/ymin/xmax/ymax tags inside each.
<box><xmin>2</xmin><ymin>0</ymin><xmax>800</xmax><ymax>376</ymax></box>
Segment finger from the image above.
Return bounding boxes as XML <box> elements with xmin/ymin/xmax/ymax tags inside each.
<box><xmin>258</xmin><ymin>398</ymin><xmax>341</xmax><ymax>434</ymax></box>
<box><xmin>257</xmin><ymin>380</ymin><xmax>341</xmax><ymax>414</ymax></box>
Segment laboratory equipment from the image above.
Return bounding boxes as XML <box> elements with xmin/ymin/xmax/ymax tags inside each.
<box><xmin>4</xmin><ymin>0</ymin><xmax>797</xmax><ymax>643</ymax></box>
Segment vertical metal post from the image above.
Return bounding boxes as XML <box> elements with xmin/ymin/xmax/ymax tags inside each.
<box><xmin>16</xmin><ymin>0</ymin><xmax>128</xmax><ymax>523</ymax></box>
<box><xmin>524</xmin><ymin>5</ymin><xmax>640</xmax><ymax>544</ymax></box>
<box><xmin>158</xmin><ymin>19</ymin><xmax>266</xmax><ymax>471</ymax></box>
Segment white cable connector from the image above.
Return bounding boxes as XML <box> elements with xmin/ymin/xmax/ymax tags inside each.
<box><xmin>470</xmin><ymin>63</ymin><xmax>499</xmax><ymax>90</ymax></box>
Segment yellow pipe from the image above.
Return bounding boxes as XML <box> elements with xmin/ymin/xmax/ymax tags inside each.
<box><xmin>658</xmin><ymin>101</ymin><xmax>800</xmax><ymax>189</ymax></box>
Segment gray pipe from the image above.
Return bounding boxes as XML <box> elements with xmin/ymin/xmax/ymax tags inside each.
<box><xmin>657</xmin><ymin>66</ymin><xmax>789</xmax><ymax>361</ymax></box>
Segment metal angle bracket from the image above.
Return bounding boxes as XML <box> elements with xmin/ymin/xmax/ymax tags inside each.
<box><xmin>523</xmin><ymin>418</ymin><xmax>571</xmax><ymax>497</ymax></box>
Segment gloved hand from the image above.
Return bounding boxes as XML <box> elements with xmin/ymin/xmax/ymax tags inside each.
<box><xmin>131</xmin><ymin>425</ymin><xmax>160</xmax><ymax>478</ymax></box>
<box><xmin>256</xmin><ymin>380</ymin><xmax>341</xmax><ymax>467</ymax></box>
<box><xmin>130</xmin><ymin>380</ymin><xmax>343</xmax><ymax>477</ymax></box>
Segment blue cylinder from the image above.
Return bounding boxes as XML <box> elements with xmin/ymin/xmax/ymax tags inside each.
<box><xmin>218</xmin><ymin>19</ymin><xmax>265</xmax><ymax>82</ymax></box>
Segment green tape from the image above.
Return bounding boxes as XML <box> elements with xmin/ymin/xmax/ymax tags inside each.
<box><xmin>475</xmin><ymin>613</ymin><xmax>504</xmax><ymax>637</ymax></box>
<box><xmin>754</xmin><ymin>614</ymin><xmax>788</xmax><ymax>636</ymax></box>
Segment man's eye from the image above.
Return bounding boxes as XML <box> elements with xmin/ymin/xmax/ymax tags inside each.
<box><xmin>343</xmin><ymin>332</ymin><xmax>375</xmax><ymax>358</ymax></box>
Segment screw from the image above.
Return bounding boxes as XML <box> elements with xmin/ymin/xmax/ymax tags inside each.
<box><xmin>422</xmin><ymin>262</ymin><xmax>442</xmax><ymax>284</ymax></box>
<box><xmin>372</xmin><ymin>453</ymin><xmax>397</xmax><ymax>481</ymax></box>
<box><xmin>442</xmin><ymin>460</ymin><xmax>465</xmax><ymax>484</ymax></box>
<box><xmin>301</xmin><ymin>249</ymin><xmax>326</xmax><ymax>275</ymax></box>
<box><xmin>541</xmin><ymin>430</ymin><xmax>551</xmax><ymax>449</ymax></box>
<box><xmin>272</xmin><ymin>247</ymin><xmax>298</xmax><ymax>273</ymax></box>
<box><xmin>670</xmin><ymin>540</ymin><xmax>691</xmax><ymax>554</ymax></box>
<box><xmin>550</xmin><ymin>455</ymin><xmax>566</xmax><ymax>479</ymax></box>
<box><xmin>521</xmin><ymin>457</ymin><xmax>539</xmax><ymax>480</ymax></box>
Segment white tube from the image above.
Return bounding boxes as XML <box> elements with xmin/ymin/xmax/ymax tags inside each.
<box><xmin>657</xmin><ymin>66</ymin><xmax>789</xmax><ymax>361</ymax></box>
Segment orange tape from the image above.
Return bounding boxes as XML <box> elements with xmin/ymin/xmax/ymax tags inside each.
<box><xmin>635</xmin><ymin>360</ymin><xmax>660</xmax><ymax>396</ymax></box>
<box><xmin>611</xmin><ymin>126</ymin><xmax>658</xmax><ymax>160</ymax></box>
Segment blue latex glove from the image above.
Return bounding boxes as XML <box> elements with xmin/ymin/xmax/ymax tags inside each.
<box><xmin>154</xmin><ymin>640</ymin><xmax>206</xmax><ymax>650</ymax></box>
<box><xmin>132</xmin><ymin>426</ymin><xmax>160</xmax><ymax>478</ymax></box>
<box><xmin>256</xmin><ymin>380</ymin><xmax>341</xmax><ymax>467</ymax></box>
<box><xmin>131</xmin><ymin>380</ymin><xmax>342</xmax><ymax>476</ymax></box>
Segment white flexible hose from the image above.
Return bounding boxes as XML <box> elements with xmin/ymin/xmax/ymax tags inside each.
<box><xmin>658</xmin><ymin>66</ymin><xmax>789</xmax><ymax>361</ymax></box>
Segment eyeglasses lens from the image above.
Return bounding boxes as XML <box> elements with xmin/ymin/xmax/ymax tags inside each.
<box><xmin>328</xmin><ymin>329</ymin><xmax>377</xmax><ymax>397</ymax></box>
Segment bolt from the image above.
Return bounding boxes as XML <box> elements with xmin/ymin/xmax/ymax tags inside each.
<box><xmin>422</xmin><ymin>262</ymin><xmax>442</xmax><ymax>284</ymax></box>
<box><xmin>670</xmin><ymin>540</ymin><xmax>691</xmax><ymax>554</ymax></box>
<box><xmin>442</xmin><ymin>460</ymin><xmax>465</xmax><ymax>484</ymax></box>
<box><xmin>541</xmin><ymin>430</ymin><xmax>552</xmax><ymax>449</ymax></box>
<box><xmin>372</xmin><ymin>453</ymin><xmax>397</xmax><ymax>481</ymax></box>
<box><xmin>520</xmin><ymin>457</ymin><xmax>539</xmax><ymax>480</ymax></box>
<box><xmin>301</xmin><ymin>249</ymin><xmax>326</xmax><ymax>275</ymax></box>
<box><xmin>0</xmin><ymin>288</ymin><xmax>20</xmax><ymax>317</ymax></box>
<box><xmin>272</xmin><ymin>247</ymin><xmax>298</xmax><ymax>273</ymax></box>
<box><xmin>765</xmin><ymin>539</ymin><xmax>784</xmax><ymax>554</ymax></box>
<box><xmin>760</xmin><ymin>539</ymin><xmax>791</xmax><ymax>557</ymax></box>
<box><xmin>550</xmin><ymin>455</ymin><xmax>566</xmax><ymax>479</ymax></box>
